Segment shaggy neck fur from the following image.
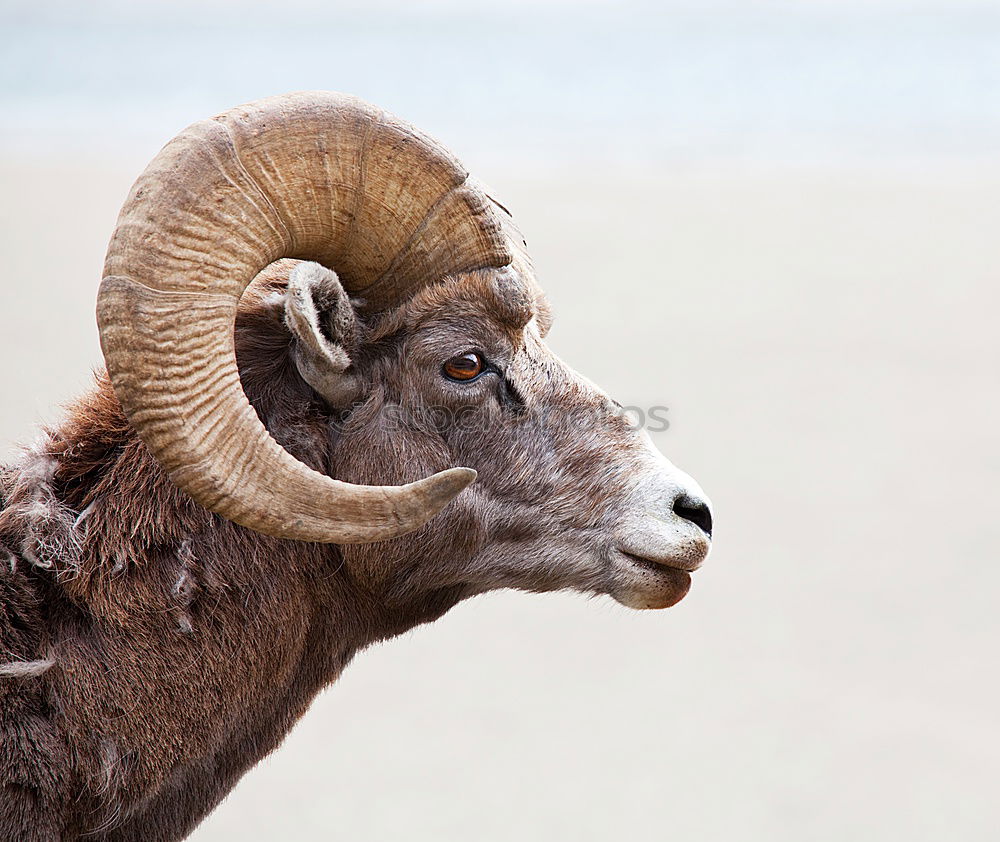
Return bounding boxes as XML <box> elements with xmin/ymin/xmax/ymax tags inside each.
<box><xmin>0</xmin><ymin>294</ymin><xmax>462</xmax><ymax>840</ymax></box>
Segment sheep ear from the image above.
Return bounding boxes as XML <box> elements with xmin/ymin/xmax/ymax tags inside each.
<box><xmin>284</xmin><ymin>262</ymin><xmax>361</xmax><ymax>407</ymax></box>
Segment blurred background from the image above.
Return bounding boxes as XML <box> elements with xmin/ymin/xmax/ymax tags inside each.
<box><xmin>1</xmin><ymin>0</ymin><xmax>998</xmax><ymax>839</ymax></box>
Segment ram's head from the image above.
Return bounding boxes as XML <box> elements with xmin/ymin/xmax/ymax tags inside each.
<box><xmin>97</xmin><ymin>92</ymin><xmax>711</xmax><ymax>611</ymax></box>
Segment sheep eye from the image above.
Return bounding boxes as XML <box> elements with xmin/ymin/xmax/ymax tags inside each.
<box><xmin>442</xmin><ymin>352</ymin><xmax>484</xmax><ymax>382</ymax></box>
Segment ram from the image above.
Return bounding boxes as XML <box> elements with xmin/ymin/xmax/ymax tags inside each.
<box><xmin>0</xmin><ymin>92</ymin><xmax>712</xmax><ymax>840</ymax></box>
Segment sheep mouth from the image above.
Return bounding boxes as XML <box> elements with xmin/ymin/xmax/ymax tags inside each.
<box><xmin>618</xmin><ymin>550</ymin><xmax>702</xmax><ymax>575</ymax></box>
<box><xmin>605</xmin><ymin>547</ymin><xmax>703</xmax><ymax>610</ymax></box>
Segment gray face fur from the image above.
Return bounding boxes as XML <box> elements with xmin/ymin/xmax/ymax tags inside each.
<box><xmin>283</xmin><ymin>261</ymin><xmax>712</xmax><ymax>611</ymax></box>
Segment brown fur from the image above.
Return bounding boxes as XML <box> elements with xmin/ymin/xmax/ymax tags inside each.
<box><xmin>0</xmin><ymin>264</ymin><xmax>693</xmax><ymax>840</ymax></box>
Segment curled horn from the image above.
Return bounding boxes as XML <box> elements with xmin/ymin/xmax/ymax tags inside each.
<box><xmin>97</xmin><ymin>91</ymin><xmax>528</xmax><ymax>543</ymax></box>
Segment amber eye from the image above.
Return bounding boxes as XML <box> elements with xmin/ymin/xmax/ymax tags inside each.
<box><xmin>442</xmin><ymin>352</ymin><xmax>485</xmax><ymax>382</ymax></box>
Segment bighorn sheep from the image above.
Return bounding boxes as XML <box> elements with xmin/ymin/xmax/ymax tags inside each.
<box><xmin>0</xmin><ymin>92</ymin><xmax>712</xmax><ymax>840</ymax></box>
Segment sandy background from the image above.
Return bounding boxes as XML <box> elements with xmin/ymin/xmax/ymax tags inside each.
<box><xmin>2</xmin><ymin>1</ymin><xmax>998</xmax><ymax>839</ymax></box>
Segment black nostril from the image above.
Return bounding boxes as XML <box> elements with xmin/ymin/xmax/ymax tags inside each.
<box><xmin>673</xmin><ymin>494</ymin><xmax>713</xmax><ymax>538</ymax></box>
